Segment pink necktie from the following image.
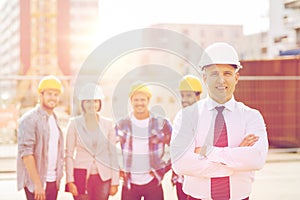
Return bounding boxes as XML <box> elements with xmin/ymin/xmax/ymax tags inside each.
<box><xmin>211</xmin><ymin>106</ymin><xmax>230</xmax><ymax>200</ymax></box>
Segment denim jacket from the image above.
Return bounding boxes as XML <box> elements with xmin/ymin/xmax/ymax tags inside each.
<box><xmin>115</xmin><ymin>113</ymin><xmax>172</xmax><ymax>189</ymax></box>
<box><xmin>17</xmin><ymin>105</ymin><xmax>64</xmax><ymax>192</ymax></box>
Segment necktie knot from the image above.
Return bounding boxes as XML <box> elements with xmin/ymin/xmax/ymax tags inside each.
<box><xmin>215</xmin><ymin>106</ymin><xmax>225</xmax><ymax>113</ymax></box>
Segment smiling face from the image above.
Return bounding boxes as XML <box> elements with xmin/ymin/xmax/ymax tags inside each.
<box><xmin>130</xmin><ymin>92</ymin><xmax>150</xmax><ymax>119</ymax></box>
<box><xmin>40</xmin><ymin>89</ymin><xmax>60</xmax><ymax>114</ymax></box>
<box><xmin>203</xmin><ymin>64</ymin><xmax>239</xmax><ymax>104</ymax></box>
<box><xmin>82</xmin><ymin>100</ymin><xmax>101</xmax><ymax>114</ymax></box>
<box><xmin>180</xmin><ymin>91</ymin><xmax>200</xmax><ymax>108</ymax></box>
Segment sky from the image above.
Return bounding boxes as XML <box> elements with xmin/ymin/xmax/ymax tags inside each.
<box><xmin>0</xmin><ymin>0</ymin><xmax>269</xmax><ymax>42</ymax></box>
<box><xmin>98</xmin><ymin>0</ymin><xmax>269</xmax><ymax>40</ymax></box>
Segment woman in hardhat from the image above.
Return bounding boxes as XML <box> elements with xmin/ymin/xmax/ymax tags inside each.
<box><xmin>65</xmin><ymin>83</ymin><xmax>119</xmax><ymax>200</ymax></box>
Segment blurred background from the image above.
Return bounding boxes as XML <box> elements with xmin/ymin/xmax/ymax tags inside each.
<box><xmin>0</xmin><ymin>0</ymin><xmax>299</xmax><ymax>147</ymax></box>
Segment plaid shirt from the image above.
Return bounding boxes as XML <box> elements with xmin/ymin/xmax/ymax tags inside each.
<box><xmin>115</xmin><ymin>113</ymin><xmax>172</xmax><ymax>189</ymax></box>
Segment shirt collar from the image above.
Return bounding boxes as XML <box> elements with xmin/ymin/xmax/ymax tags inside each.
<box><xmin>206</xmin><ymin>96</ymin><xmax>236</xmax><ymax>112</ymax></box>
<box><xmin>129</xmin><ymin>111</ymin><xmax>153</xmax><ymax>120</ymax></box>
<box><xmin>36</xmin><ymin>104</ymin><xmax>49</xmax><ymax>116</ymax></box>
<box><xmin>36</xmin><ymin>104</ymin><xmax>57</xmax><ymax>119</ymax></box>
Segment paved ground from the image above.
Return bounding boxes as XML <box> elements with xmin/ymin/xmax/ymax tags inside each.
<box><xmin>1</xmin><ymin>145</ymin><xmax>300</xmax><ymax>200</ymax></box>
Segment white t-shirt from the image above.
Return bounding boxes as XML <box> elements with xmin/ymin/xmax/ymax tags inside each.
<box><xmin>130</xmin><ymin>115</ymin><xmax>154</xmax><ymax>185</ymax></box>
<box><xmin>46</xmin><ymin>115</ymin><xmax>59</xmax><ymax>182</ymax></box>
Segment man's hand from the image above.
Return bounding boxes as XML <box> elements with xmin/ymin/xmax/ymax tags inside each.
<box><xmin>34</xmin><ymin>182</ymin><xmax>46</xmax><ymax>200</ymax></box>
<box><xmin>194</xmin><ymin>134</ymin><xmax>259</xmax><ymax>156</ymax></box>
<box><xmin>22</xmin><ymin>155</ymin><xmax>45</xmax><ymax>200</ymax></box>
<box><xmin>194</xmin><ymin>146</ymin><xmax>210</xmax><ymax>157</ymax></box>
<box><xmin>109</xmin><ymin>185</ymin><xmax>118</xmax><ymax>196</ymax></box>
<box><xmin>119</xmin><ymin>170</ymin><xmax>125</xmax><ymax>179</ymax></box>
<box><xmin>194</xmin><ymin>147</ymin><xmax>201</xmax><ymax>154</ymax></box>
<box><xmin>239</xmin><ymin>134</ymin><xmax>259</xmax><ymax>147</ymax></box>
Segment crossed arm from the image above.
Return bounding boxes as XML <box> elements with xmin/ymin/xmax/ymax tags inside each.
<box><xmin>195</xmin><ymin>134</ymin><xmax>259</xmax><ymax>154</ymax></box>
<box><xmin>171</xmin><ymin>109</ymin><xmax>268</xmax><ymax>178</ymax></box>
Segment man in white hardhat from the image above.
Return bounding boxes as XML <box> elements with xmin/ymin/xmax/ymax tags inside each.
<box><xmin>171</xmin><ymin>42</ymin><xmax>269</xmax><ymax>200</ymax></box>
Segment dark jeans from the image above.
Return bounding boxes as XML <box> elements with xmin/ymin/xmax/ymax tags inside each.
<box><xmin>86</xmin><ymin>174</ymin><xmax>111</xmax><ymax>200</ymax></box>
<box><xmin>121</xmin><ymin>178</ymin><xmax>164</xmax><ymax>200</ymax></box>
<box><xmin>24</xmin><ymin>181</ymin><xmax>58</xmax><ymax>200</ymax></box>
<box><xmin>176</xmin><ymin>182</ymin><xmax>188</xmax><ymax>200</ymax></box>
<box><xmin>187</xmin><ymin>196</ymin><xmax>249</xmax><ymax>200</ymax></box>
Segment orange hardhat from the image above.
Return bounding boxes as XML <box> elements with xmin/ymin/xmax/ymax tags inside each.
<box><xmin>37</xmin><ymin>75</ymin><xmax>63</xmax><ymax>94</ymax></box>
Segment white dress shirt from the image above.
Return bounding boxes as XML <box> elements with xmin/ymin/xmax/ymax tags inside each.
<box><xmin>171</xmin><ymin>96</ymin><xmax>268</xmax><ymax>200</ymax></box>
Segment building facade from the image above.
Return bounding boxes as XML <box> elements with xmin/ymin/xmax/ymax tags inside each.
<box><xmin>0</xmin><ymin>0</ymin><xmax>99</xmax><ymax>105</ymax></box>
<box><xmin>268</xmin><ymin>0</ymin><xmax>300</xmax><ymax>57</ymax></box>
<box><xmin>0</xmin><ymin>0</ymin><xmax>99</xmax><ymax>144</ymax></box>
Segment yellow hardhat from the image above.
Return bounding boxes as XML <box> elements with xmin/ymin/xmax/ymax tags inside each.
<box><xmin>37</xmin><ymin>75</ymin><xmax>63</xmax><ymax>94</ymax></box>
<box><xmin>179</xmin><ymin>75</ymin><xmax>202</xmax><ymax>92</ymax></box>
<box><xmin>129</xmin><ymin>83</ymin><xmax>152</xmax><ymax>99</ymax></box>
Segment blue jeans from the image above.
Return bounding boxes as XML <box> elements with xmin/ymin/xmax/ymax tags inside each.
<box><xmin>121</xmin><ymin>178</ymin><xmax>164</xmax><ymax>200</ymax></box>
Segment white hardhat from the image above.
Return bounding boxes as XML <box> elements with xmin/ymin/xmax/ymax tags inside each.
<box><xmin>199</xmin><ymin>42</ymin><xmax>242</xmax><ymax>70</ymax></box>
<box><xmin>77</xmin><ymin>83</ymin><xmax>105</xmax><ymax>100</ymax></box>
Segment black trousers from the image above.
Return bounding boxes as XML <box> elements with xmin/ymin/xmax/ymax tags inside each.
<box><xmin>24</xmin><ymin>181</ymin><xmax>58</xmax><ymax>200</ymax></box>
